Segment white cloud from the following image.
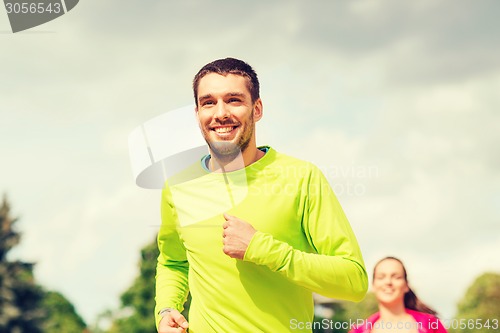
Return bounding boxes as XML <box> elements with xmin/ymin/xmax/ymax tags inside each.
<box><xmin>1</xmin><ymin>0</ymin><xmax>499</xmax><ymax>326</ymax></box>
<box><xmin>275</xmin><ymin>61</ymin><xmax>500</xmax><ymax>320</ymax></box>
<box><xmin>18</xmin><ymin>184</ymin><xmax>160</xmax><ymax>322</ymax></box>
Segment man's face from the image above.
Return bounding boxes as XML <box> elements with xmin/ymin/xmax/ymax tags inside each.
<box><xmin>195</xmin><ymin>73</ymin><xmax>262</xmax><ymax>160</ymax></box>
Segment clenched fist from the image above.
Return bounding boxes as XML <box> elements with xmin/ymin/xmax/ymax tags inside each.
<box><xmin>222</xmin><ymin>213</ymin><xmax>257</xmax><ymax>259</ymax></box>
<box><xmin>158</xmin><ymin>309</ymin><xmax>189</xmax><ymax>333</ymax></box>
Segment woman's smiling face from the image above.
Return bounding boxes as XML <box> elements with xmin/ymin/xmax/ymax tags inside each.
<box><xmin>372</xmin><ymin>258</ymin><xmax>410</xmax><ymax>307</ymax></box>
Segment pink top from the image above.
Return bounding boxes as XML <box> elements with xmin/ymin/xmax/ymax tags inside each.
<box><xmin>349</xmin><ymin>309</ymin><xmax>448</xmax><ymax>333</ymax></box>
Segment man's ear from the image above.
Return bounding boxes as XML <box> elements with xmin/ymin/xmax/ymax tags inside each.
<box><xmin>253</xmin><ymin>98</ymin><xmax>263</xmax><ymax>122</ymax></box>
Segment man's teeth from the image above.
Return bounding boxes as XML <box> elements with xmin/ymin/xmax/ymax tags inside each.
<box><xmin>215</xmin><ymin>127</ymin><xmax>234</xmax><ymax>133</ymax></box>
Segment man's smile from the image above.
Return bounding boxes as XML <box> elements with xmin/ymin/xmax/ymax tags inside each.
<box><xmin>210</xmin><ymin>124</ymin><xmax>240</xmax><ymax>138</ymax></box>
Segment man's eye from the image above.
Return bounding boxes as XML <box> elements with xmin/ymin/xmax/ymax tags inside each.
<box><xmin>202</xmin><ymin>101</ymin><xmax>215</xmax><ymax>106</ymax></box>
<box><xmin>229</xmin><ymin>98</ymin><xmax>241</xmax><ymax>103</ymax></box>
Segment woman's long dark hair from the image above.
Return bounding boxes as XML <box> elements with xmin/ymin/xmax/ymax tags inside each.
<box><xmin>373</xmin><ymin>256</ymin><xmax>438</xmax><ymax>316</ymax></box>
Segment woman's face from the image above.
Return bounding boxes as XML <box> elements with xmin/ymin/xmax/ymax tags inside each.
<box><xmin>372</xmin><ymin>259</ymin><xmax>409</xmax><ymax>307</ymax></box>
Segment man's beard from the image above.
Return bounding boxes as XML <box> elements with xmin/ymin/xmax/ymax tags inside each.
<box><xmin>204</xmin><ymin>112</ymin><xmax>254</xmax><ymax>165</ymax></box>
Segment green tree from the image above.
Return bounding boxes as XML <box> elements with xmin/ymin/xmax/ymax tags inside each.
<box><xmin>41</xmin><ymin>291</ymin><xmax>87</xmax><ymax>333</ymax></box>
<box><xmin>108</xmin><ymin>241</ymin><xmax>158</xmax><ymax>333</ymax></box>
<box><xmin>451</xmin><ymin>272</ymin><xmax>500</xmax><ymax>333</ymax></box>
<box><xmin>313</xmin><ymin>301</ymin><xmax>348</xmax><ymax>333</ymax></box>
<box><xmin>312</xmin><ymin>293</ymin><xmax>378</xmax><ymax>333</ymax></box>
<box><xmin>1</xmin><ymin>195</ymin><xmax>87</xmax><ymax>333</ymax></box>
<box><xmin>0</xmin><ymin>196</ymin><xmax>45</xmax><ymax>332</ymax></box>
<box><xmin>342</xmin><ymin>292</ymin><xmax>378</xmax><ymax>324</ymax></box>
<box><xmin>107</xmin><ymin>239</ymin><xmax>190</xmax><ymax>333</ymax></box>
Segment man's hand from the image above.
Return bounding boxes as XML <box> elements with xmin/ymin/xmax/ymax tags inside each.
<box><xmin>158</xmin><ymin>309</ymin><xmax>189</xmax><ymax>333</ymax></box>
<box><xmin>222</xmin><ymin>213</ymin><xmax>257</xmax><ymax>259</ymax></box>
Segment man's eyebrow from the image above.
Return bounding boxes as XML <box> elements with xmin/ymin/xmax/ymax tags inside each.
<box><xmin>198</xmin><ymin>94</ymin><xmax>213</xmax><ymax>102</ymax></box>
<box><xmin>199</xmin><ymin>92</ymin><xmax>245</xmax><ymax>102</ymax></box>
<box><xmin>227</xmin><ymin>92</ymin><xmax>245</xmax><ymax>97</ymax></box>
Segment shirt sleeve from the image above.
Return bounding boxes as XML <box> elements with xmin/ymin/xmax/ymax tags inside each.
<box><xmin>243</xmin><ymin>164</ymin><xmax>368</xmax><ymax>302</ymax></box>
<box><xmin>154</xmin><ymin>187</ymin><xmax>190</xmax><ymax>328</ymax></box>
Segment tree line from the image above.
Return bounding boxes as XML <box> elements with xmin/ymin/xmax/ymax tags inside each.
<box><xmin>1</xmin><ymin>196</ymin><xmax>498</xmax><ymax>332</ymax></box>
<box><xmin>0</xmin><ymin>196</ymin><xmax>86</xmax><ymax>332</ymax></box>
<box><xmin>102</xmin><ymin>238</ymin><xmax>499</xmax><ymax>333</ymax></box>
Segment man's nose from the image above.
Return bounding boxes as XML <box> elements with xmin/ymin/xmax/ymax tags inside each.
<box><xmin>215</xmin><ymin>101</ymin><xmax>230</xmax><ymax>120</ymax></box>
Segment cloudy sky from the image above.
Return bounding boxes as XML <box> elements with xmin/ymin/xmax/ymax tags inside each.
<box><xmin>1</xmin><ymin>0</ymin><xmax>499</xmax><ymax>326</ymax></box>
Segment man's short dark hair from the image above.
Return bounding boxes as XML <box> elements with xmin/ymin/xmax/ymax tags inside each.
<box><xmin>193</xmin><ymin>57</ymin><xmax>260</xmax><ymax>106</ymax></box>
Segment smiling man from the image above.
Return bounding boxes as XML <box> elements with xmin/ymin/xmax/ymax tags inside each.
<box><xmin>155</xmin><ymin>58</ymin><xmax>368</xmax><ymax>333</ymax></box>
<box><xmin>196</xmin><ymin>70</ymin><xmax>263</xmax><ymax>169</ymax></box>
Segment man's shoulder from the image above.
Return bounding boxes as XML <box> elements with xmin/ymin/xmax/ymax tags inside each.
<box><xmin>266</xmin><ymin>146</ymin><xmax>315</xmax><ymax>167</ymax></box>
<box><xmin>267</xmin><ymin>147</ymin><xmax>322</xmax><ymax>177</ymax></box>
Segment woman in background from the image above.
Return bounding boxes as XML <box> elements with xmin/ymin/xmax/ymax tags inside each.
<box><xmin>349</xmin><ymin>256</ymin><xmax>447</xmax><ymax>333</ymax></box>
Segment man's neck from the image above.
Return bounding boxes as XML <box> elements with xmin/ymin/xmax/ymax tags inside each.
<box><xmin>209</xmin><ymin>145</ymin><xmax>265</xmax><ymax>172</ymax></box>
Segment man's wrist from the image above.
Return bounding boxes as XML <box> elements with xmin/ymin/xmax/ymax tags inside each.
<box><xmin>158</xmin><ymin>307</ymin><xmax>175</xmax><ymax>317</ymax></box>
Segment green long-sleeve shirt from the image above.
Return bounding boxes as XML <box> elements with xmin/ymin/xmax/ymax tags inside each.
<box><xmin>155</xmin><ymin>147</ymin><xmax>367</xmax><ymax>332</ymax></box>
